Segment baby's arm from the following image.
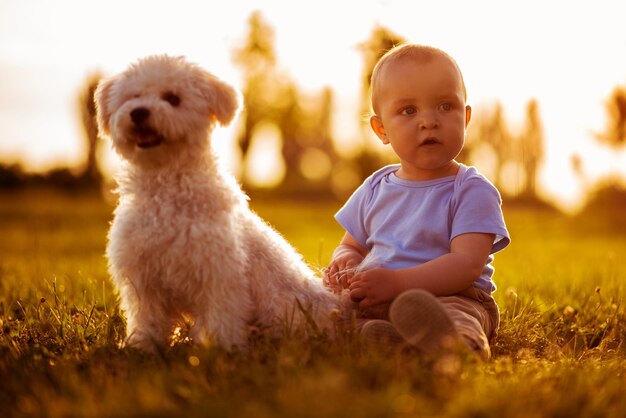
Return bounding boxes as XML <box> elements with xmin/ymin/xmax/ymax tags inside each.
<box><xmin>324</xmin><ymin>232</ymin><xmax>367</xmax><ymax>292</ymax></box>
<box><xmin>348</xmin><ymin>232</ymin><xmax>494</xmax><ymax>307</ymax></box>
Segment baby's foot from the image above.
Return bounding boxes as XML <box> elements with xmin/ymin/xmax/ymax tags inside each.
<box><xmin>360</xmin><ymin>319</ymin><xmax>405</xmax><ymax>349</ymax></box>
<box><xmin>389</xmin><ymin>289</ymin><xmax>460</xmax><ymax>354</ymax></box>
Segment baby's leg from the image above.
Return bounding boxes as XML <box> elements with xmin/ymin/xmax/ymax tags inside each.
<box><xmin>389</xmin><ymin>290</ymin><xmax>461</xmax><ymax>355</ymax></box>
<box><xmin>437</xmin><ymin>288</ymin><xmax>499</xmax><ymax>360</ymax></box>
<box><xmin>436</xmin><ymin>296</ymin><xmax>491</xmax><ymax>359</ymax></box>
<box><xmin>389</xmin><ymin>288</ymin><xmax>497</xmax><ymax>360</ymax></box>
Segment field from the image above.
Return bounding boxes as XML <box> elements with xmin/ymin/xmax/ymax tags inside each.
<box><xmin>1</xmin><ymin>190</ymin><xmax>625</xmax><ymax>418</ymax></box>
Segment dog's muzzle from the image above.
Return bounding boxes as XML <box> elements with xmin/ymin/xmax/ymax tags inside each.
<box><xmin>130</xmin><ymin>107</ymin><xmax>165</xmax><ymax>148</ymax></box>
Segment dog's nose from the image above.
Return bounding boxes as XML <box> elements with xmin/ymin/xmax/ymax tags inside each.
<box><xmin>130</xmin><ymin>107</ymin><xmax>150</xmax><ymax>124</ymax></box>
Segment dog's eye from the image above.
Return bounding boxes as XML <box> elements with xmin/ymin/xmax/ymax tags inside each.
<box><xmin>162</xmin><ymin>92</ymin><xmax>181</xmax><ymax>107</ymax></box>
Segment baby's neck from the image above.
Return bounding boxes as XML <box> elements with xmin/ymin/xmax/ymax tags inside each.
<box><xmin>395</xmin><ymin>161</ymin><xmax>460</xmax><ymax>181</ymax></box>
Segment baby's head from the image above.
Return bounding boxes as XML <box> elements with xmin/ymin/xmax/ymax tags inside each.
<box><xmin>370</xmin><ymin>44</ymin><xmax>467</xmax><ymax>114</ymax></box>
<box><xmin>369</xmin><ymin>44</ymin><xmax>472</xmax><ymax>180</ymax></box>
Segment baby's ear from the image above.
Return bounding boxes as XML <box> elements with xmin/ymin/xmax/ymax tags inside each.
<box><xmin>199</xmin><ymin>73</ymin><xmax>241</xmax><ymax>127</ymax></box>
<box><xmin>370</xmin><ymin>115</ymin><xmax>389</xmax><ymax>144</ymax></box>
<box><xmin>94</xmin><ymin>76</ymin><xmax>118</xmax><ymax>137</ymax></box>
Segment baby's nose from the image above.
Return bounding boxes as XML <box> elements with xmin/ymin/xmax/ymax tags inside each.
<box><xmin>130</xmin><ymin>107</ymin><xmax>150</xmax><ymax>125</ymax></box>
<box><xmin>419</xmin><ymin>111</ymin><xmax>439</xmax><ymax>129</ymax></box>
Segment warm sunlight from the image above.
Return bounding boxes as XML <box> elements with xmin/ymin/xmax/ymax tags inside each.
<box><xmin>1</xmin><ymin>0</ymin><xmax>625</xmax><ymax>211</ymax></box>
<box><xmin>244</xmin><ymin>122</ymin><xmax>285</xmax><ymax>188</ymax></box>
<box><xmin>3</xmin><ymin>4</ymin><xmax>626</xmax><ymax>416</ymax></box>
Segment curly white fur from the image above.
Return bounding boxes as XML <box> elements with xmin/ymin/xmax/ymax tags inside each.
<box><xmin>95</xmin><ymin>55</ymin><xmax>340</xmax><ymax>350</ymax></box>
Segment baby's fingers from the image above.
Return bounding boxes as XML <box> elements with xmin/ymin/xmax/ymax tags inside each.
<box><xmin>344</xmin><ymin>259</ymin><xmax>360</xmax><ymax>271</ymax></box>
<box><xmin>324</xmin><ymin>264</ymin><xmax>340</xmax><ymax>282</ymax></box>
<box><xmin>349</xmin><ymin>286</ymin><xmax>365</xmax><ymax>303</ymax></box>
<box><xmin>347</xmin><ymin>271</ymin><xmax>363</xmax><ymax>286</ymax></box>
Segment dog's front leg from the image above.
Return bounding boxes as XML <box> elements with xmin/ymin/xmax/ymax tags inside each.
<box><xmin>189</xmin><ymin>291</ymin><xmax>253</xmax><ymax>350</ymax></box>
<box><xmin>190</xmin><ymin>311</ymin><xmax>249</xmax><ymax>350</ymax></box>
<box><xmin>124</xmin><ymin>297</ymin><xmax>173</xmax><ymax>351</ymax></box>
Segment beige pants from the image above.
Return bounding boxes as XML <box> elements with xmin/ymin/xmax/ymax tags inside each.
<box><xmin>437</xmin><ymin>286</ymin><xmax>500</xmax><ymax>359</ymax></box>
<box><xmin>353</xmin><ymin>286</ymin><xmax>500</xmax><ymax>359</ymax></box>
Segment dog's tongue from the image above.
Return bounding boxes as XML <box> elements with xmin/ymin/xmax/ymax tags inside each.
<box><xmin>135</xmin><ymin>128</ymin><xmax>163</xmax><ymax>148</ymax></box>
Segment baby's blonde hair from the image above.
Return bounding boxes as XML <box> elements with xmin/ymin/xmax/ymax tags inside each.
<box><xmin>370</xmin><ymin>44</ymin><xmax>467</xmax><ymax>114</ymax></box>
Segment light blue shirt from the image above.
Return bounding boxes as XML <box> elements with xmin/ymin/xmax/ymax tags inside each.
<box><xmin>335</xmin><ymin>164</ymin><xmax>510</xmax><ymax>293</ymax></box>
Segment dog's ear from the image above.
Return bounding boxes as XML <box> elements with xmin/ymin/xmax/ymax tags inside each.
<box><xmin>94</xmin><ymin>76</ymin><xmax>118</xmax><ymax>137</ymax></box>
<box><xmin>199</xmin><ymin>73</ymin><xmax>241</xmax><ymax>127</ymax></box>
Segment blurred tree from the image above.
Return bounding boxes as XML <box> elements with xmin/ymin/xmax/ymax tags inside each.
<box><xmin>0</xmin><ymin>163</ymin><xmax>26</xmax><ymax>188</ymax></box>
<box><xmin>233</xmin><ymin>11</ymin><xmax>283</xmax><ymax>182</ymax></box>
<box><xmin>277</xmin><ymin>83</ymin><xmax>304</xmax><ymax>191</ymax></box>
<box><xmin>581</xmin><ymin>85</ymin><xmax>626</xmax><ymax>218</ymax></box>
<box><xmin>77</xmin><ymin>72</ymin><xmax>103</xmax><ymax>187</ymax></box>
<box><xmin>350</xmin><ymin>26</ymin><xmax>406</xmax><ymax>181</ymax></box>
<box><xmin>519</xmin><ymin>99</ymin><xmax>544</xmax><ymax>198</ymax></box>
<box><xmin>571</xmin><ymin>153</ymin><xmax>591</xmax><ymax>192</ymax></box>
<box><xmin>0</xmin><ymin>74</ymin><xmax>104</xmax><ymax>191</ymax></box>
<box><xmin>474</xmin><ymin>103</ymin><xmax>513</xmax><ymax>190</ymax></box>
<box><xmin>357</xmin><ymin>25</ymin><xmax>406</xmax><ymax>129</ymax></box>
<box><xmin>234</xmin><ymin>11</ymin><xmax>340</xmax><ymax>196</ymax></box>
<box><xmin>595</xmin><ymin>86</ymin><xmax>626</xmax><ymax>149</ymax></box>
<box><xmin>311</xmin><ymin>87</ymin><xmax>338</xmax><ymax>159</ymax></box>
<box><xmin>275</xmin><ymin>84</ymin><xmax>339</xmax><ymax>195</ymax></box>
<box><xmin>296</xmin><ymin>87</ymin><xmax>339</xmax><ymax>190</ymax></box>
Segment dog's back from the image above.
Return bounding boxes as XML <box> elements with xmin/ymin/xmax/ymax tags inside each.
<box><xmin>238</xmin><ymin>208</ymin><xmax>340</xmax><ymax>332</ymax></box>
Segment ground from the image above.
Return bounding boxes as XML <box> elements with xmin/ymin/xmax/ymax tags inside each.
<box><xmin>0</xmin><ymin>190</ymin><xmax>625</xmax><ymax>418</ymax></box>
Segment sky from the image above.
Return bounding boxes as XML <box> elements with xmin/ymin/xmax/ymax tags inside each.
<box><xmin>1</xmin><ymin>0</ymin><xmax>625</xmax><ymax>210</ymax></box>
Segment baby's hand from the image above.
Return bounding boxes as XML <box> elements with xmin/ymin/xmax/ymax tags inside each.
<box><xmin>348</xmin><ymin>268</ymin><xmax>403</xmax><ymax>308</ymax></box>
<box><xmin>323</xmin><ymin>252</ymin><xmax>364</xmax><ymax>292</ymax></box>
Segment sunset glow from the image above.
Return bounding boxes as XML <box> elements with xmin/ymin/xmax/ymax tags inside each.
<box><xmin>1</xmin><ymin>0</ymin><xmax>625</xmax><ymax>210</ymax></box>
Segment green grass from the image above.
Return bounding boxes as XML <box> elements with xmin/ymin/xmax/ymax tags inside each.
<box><xmin>1</xmin><ymin>190</ymin><xmax>625</xmax><ymax>418</ymax></box>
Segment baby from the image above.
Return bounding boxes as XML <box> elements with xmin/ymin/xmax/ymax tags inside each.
<box><xmin>325</xmin><ymin>44</ymin><xmax>510</xmax><ymax>359</ymax></box>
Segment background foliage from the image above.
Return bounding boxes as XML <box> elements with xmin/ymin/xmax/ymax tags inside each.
<box><xmin>1</xmin><ymin>13</ymin><xmax>625</xmax><ymax>210</ymax></box>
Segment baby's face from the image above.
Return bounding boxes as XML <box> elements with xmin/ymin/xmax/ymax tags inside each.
<box><xmin>371</xmin><ymin>54</ymin><xmax>470</xmax><ymax>180</ymax></box>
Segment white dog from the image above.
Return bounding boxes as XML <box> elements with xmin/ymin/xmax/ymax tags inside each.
<box><xmin>95</xmin><ymin>55</ymin><xmax>340</xmax><ymax>351</ymax></box>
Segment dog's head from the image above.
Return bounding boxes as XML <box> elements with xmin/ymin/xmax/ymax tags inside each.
<box><xmin>95</xmin><ymin>55</ymin><xmax>240</xmax><ymax>167</ymax></box>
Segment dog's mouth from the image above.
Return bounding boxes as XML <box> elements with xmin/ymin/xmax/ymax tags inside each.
<box><xmin>133</xmin><ymin>127</ymin><xmax>165</xmax><ymax>149</ymax></box>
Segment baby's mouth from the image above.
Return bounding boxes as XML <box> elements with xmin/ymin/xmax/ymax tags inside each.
<box><xmin>421</xmin><ymin>137</ymin><xmax>439</xmax><ymax>146</ymax></box>
<box><xmin>133</xmin><ymin>127</ymin><xmax>165</xmax><ymax>148</ymax></box>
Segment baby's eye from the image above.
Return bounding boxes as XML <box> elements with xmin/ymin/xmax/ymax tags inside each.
<box><xmin>162</xmin><ymin>91</ymin><xmax>181</xmax><ymax>107</ymax></box>
<box><xmin>401</xmin><ymin>106</ymin><xmax>417</xmax><ymax>115</ymax></box>
<box><xmin>439</xmin><ymin>103</ymin><xmax>453</xmax><ymax>111</ymax></box>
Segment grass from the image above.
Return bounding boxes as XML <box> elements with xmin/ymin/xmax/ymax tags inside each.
<box><xmin>1</xmin><ymin>189</ymin><xmax>625</xmax><ymax>417</ymax></box>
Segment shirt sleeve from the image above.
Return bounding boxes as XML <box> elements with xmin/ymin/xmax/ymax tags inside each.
<box><xmin>334</xmin><ymin>179</ymin><xmax>372</xmax><ymax>248</ymax></box>
<box><xmin>450</xmin><ymin>176</ymin><xmax>510</xmax><ymax>254</ymax></box>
